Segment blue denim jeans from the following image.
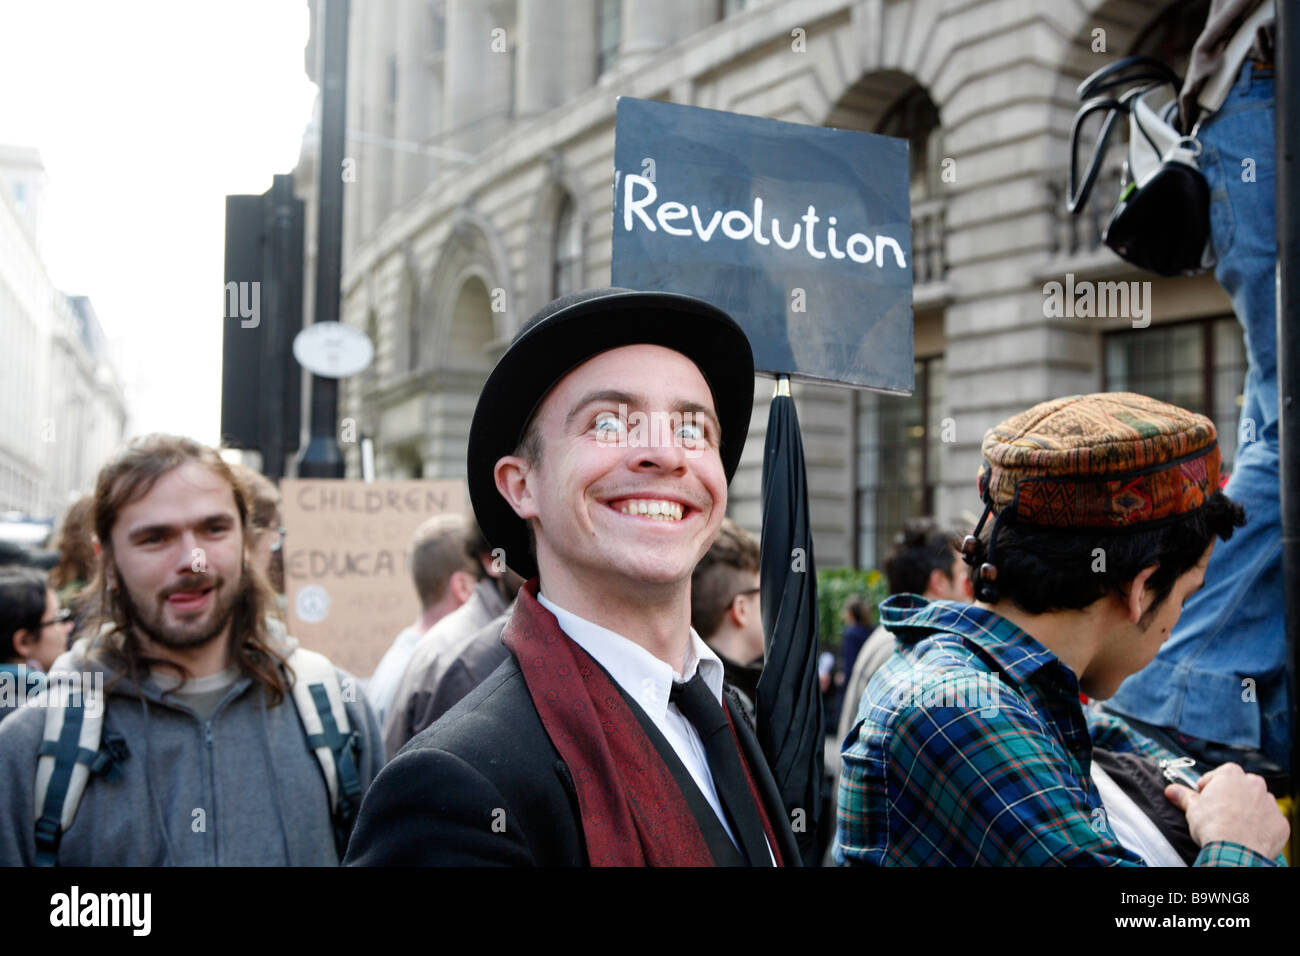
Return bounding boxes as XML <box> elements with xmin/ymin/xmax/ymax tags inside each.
<box><xmin>1107</xmin><ymin>61</ymin><xmax>1288</xmax><ymax>769</ymax></box>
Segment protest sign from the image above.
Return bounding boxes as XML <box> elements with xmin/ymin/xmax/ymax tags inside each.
<box><xmin>281</xmin><ymin>479</ymin><xmax>466</xmax><ymax>679</ymax></box>
<box><xmin>613</xmin><ymin>97</ymin><xmax>914</xmax><ymax>393</ymax></box>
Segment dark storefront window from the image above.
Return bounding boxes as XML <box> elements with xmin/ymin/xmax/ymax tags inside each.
<box><xmin>855</xmin><ymin>356</ymin><xmax>944</xmax><ymax>569</ymax></box>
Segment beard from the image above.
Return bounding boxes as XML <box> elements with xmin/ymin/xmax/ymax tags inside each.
<box><xmin>118</xmin><ymin>570</ymin><xmax>244</xmax><ymax>652</ymax></box>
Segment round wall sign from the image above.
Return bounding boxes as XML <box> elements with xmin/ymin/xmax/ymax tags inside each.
<box><xmin>292</xmin><ymin>322</ymin><xmax>374</xmax><ymax>378</ymax></box>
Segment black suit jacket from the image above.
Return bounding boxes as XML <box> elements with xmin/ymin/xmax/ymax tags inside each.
<box><xmin>405</xmin><ymin>615</ymin><xmax>511</xmax><ymax>741</ymax></box>
<box><xmin>344</xmin><ymin>652</ymin><xmax>801</xmax><ymax>866</ymax></box>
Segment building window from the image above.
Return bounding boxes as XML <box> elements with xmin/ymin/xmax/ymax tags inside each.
<box><xmin>447</xmin><ymin>276</ymin><xmax>496</xmax><ymax>368</ymax></box>
<box><xmin>1102</xmin><ymin>315</ymin><xmax>1247</xmax><ymax>469</ymax></box>
<box><xmin>552</xmin><ymin>195</ymin><xmax>582</xmax><ymax>298</ymax></box>
<box><xmin>429</xmin><ymin>0</ymin><xmax>446</xmax><ymax>52</ymax></box>
<box><xmin>391</xmin><ymin>444</ymin><xmax>424</xmax><ymax>480</ymax></box>
<box><xmin>875</xmin><ymin>85</ymin><xmax>943</xmax><ymax>203</ymax></box>
<box><xmin>597</xmin><ymin>0</ymin><xmax>621</xmax><ymax>75</ymax></box>
<box><xmin>876</xmin><ymin>85</ymin><xmax>945</xmax><ymax>283</ymax></box>
<box><xmin>855</xmin><ymin>356</ymin><xmax>945</xmax><ymax>569</ymax></box>
<box><xmin>404</xmin><ymin>281</ymin><xmax>421</xmax><ymax>373</ymax></box>
<box><xmin>363</xmin><ymin>311</ymin><xmax>382</xmax><ymax>387</ymax></box>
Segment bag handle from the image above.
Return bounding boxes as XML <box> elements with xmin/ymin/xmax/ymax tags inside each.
<box><xmin>1067</xmin><ymin>95</ymin><xmax>1125</xmax><ymax>213</ymax></box>
<box><xmin>1067</xmin><ymin>57</ymin><xmax>1181</xmax><ymax>213</ymax></box>
<box><xmin>1077</xmin><ymin>54</ymin><xmax>1181</xmax><ymax>100</ymax></box>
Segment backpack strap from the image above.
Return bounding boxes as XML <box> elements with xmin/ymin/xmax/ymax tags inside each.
<box><xmin>286</xmin><ymin>648</ymin><xmax>363</xmax><ymax>857</ymax></box>
<box><xmin>33</xmin><ymin>673</ymin><xmax>125</xmax><ymax>867</ymax></box>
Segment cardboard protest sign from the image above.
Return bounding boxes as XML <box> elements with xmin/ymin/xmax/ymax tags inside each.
<box><xmin>613</xmin><ymin>97</ymin><xmax>914</xmax><ymax>393</ymax></box>
<box><xmin>281</xmin><ymin>479</ymin><xmax>466</xmax><ymax>679</ymax></box>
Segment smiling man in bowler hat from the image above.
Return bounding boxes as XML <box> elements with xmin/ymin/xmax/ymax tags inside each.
<box><xmin>345</xmin><ymin>287</ymin><xmax>799</xmax><ymax>866</ymax></box>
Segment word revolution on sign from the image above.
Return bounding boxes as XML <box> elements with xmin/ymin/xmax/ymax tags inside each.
<box><xmin>620</xmin><ymin>173</ymin><xmax>907</xmax><ymax>270</ymax></box>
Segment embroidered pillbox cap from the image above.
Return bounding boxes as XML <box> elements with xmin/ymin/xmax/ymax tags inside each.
<box><xmin>978</xmin><ymin>391</ymin><xmax>1220</xmax><ymax>528</ymax></box>
<box><xmin>965</xmin><ymin>392</ymin><xmax>1221</xmax><ymax>599</ymax></box>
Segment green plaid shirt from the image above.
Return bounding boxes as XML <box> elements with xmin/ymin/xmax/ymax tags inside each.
<box><xmin>835</xmin><ymin>595</ymin><xmax>1278</xmax><ymax>867</ymax></box>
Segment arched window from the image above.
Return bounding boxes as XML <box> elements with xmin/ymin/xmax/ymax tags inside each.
<box><xmin>552</xmin><ymin>195</ymin><xmax>582</xmax><ymax>298</ymax></box>
<box><xmin>875</xmin><ymin>85</ymin><xmax>943</xmax><ymax>202</ymax></box>
<box><xmin>447</xmin><ymin>276</ymin><xmax>496</xmax><ymax>368</ymax></box>
<box><xmin>873</xmin><ymin>83</ymin><xmax>944</xmax><ymax>283</ymax></box>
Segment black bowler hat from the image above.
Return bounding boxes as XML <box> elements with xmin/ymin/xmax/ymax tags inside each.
<box><xmin>467</xmin><ymin>287</ymin><xmax>755</xmax><ymax>580</ymax></box>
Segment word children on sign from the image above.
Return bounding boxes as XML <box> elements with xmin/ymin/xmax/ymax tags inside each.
<box><xmin>281</xmin><ymin>479</ymin><xmax>465</xmax><ymax>678</ymax></box>
<box><xmin>613</xmin><ymin>97</ymin><xmax>914</xmax><ymax>393</ymax></box>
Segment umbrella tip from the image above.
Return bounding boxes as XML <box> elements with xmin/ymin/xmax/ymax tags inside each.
<box><xmin>774</xmin><ymin>375</ymin><xmax>791</xmax><ymax>397</ymax></box>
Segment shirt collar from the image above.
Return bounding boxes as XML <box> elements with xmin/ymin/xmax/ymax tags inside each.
<box><xmin>879</xmin><ymin>593</ymin><xmax>1070</xmax><ymax>691</ymax></box>
<box><xmin>537</xmin><ymin>591</ymin><xmax>726</xmax><ymax>720</ymax></box>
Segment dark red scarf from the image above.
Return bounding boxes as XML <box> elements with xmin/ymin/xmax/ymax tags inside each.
<box><xmin>501</xmin><ymin>579</ymin><xmax>785</xmax><ymax>867</ymax></box>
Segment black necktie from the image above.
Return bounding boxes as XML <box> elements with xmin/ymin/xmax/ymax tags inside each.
<box><xmin>670</xmin><ymin>674</ymin><xmax>773</xmax><ymax>866</ymax></box>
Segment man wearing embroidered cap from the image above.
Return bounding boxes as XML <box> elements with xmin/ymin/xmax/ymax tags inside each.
<box><xmin>837</xmin><ymin>392</ymin><xmax>1288</xmax><ymax>866</ymax></box>
<box><xmin>346</xmin><ymin>288</ymin><xmax>799</xmax><ymax>866</ymax></box>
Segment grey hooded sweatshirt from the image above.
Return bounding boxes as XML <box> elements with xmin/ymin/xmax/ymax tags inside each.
<box><xmin>0</xmin><ymin>625</ymin><xmax>382</xmax><ymax>866</ymax></box>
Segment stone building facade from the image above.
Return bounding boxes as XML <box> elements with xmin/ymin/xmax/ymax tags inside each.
<box><xmin>0</xmin><ymin>146</ymin><xmax>127</xmax><ymax>521</ymax></box>
<box><xmin>296</xmin><ymin>0</ymin><xmax>1242</xmax><ymax>570</ymax></box>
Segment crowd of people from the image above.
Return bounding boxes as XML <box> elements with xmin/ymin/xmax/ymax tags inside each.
<box><xmin>0</xmin><ymin>280</ymin><xmax>1289</xmax><ymax>868</ymax></box>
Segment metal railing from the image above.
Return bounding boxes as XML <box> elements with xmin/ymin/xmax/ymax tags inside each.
<box><xmin>911</xmin><ymin>197</ymin><xmax>947</xmax><ymax>284</ymax></box>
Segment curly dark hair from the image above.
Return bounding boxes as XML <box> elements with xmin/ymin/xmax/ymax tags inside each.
<box><xmin>964</xmin><ymin>490</ymin><xmax>1245</xmax><ymax>615</ymax></box>
<box><xmin>884</xmin><ymin>518</ymin><xmax>962</xmax><ymax>596</ymax></box>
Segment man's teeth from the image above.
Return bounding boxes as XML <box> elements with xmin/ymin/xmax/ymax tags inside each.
<box><xmin>618</xmin><ymin>499</ymin><xmax>684</xmax><ymax>520</ymax></box>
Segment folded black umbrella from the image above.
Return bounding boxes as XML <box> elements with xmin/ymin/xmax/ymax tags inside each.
<box><xmin>756</xmin><ymin>379</ymin><xmax>823</xmax><ymax>866</ymax></box>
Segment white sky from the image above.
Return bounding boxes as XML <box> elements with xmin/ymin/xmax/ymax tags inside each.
<box><xmin>0</xmin><ymin>0</ymin><xmax>317</xmax><ymax>445</ymax></box>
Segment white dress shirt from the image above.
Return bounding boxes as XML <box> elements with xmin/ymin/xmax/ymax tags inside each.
<box><xmin>537</xmin><ymin>592</ymin><xmax>750</xmax><ymax>852</ymax></box>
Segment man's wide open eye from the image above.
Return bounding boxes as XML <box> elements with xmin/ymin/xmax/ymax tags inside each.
<box><xmin>593</xmin><ymin>413</ymin><xmax>626</xmax><ymax>437</ymax></box>
<box><xmin>676</xmin><ymin>421</ymin><xmax>704</xmax><ymax>443</ymax></box>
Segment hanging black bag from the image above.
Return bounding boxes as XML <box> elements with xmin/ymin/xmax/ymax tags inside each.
<box><xmin>1066</xmin><ymin>55</ymin><xmax>1213</xmax><ymax>277</ymax></box>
